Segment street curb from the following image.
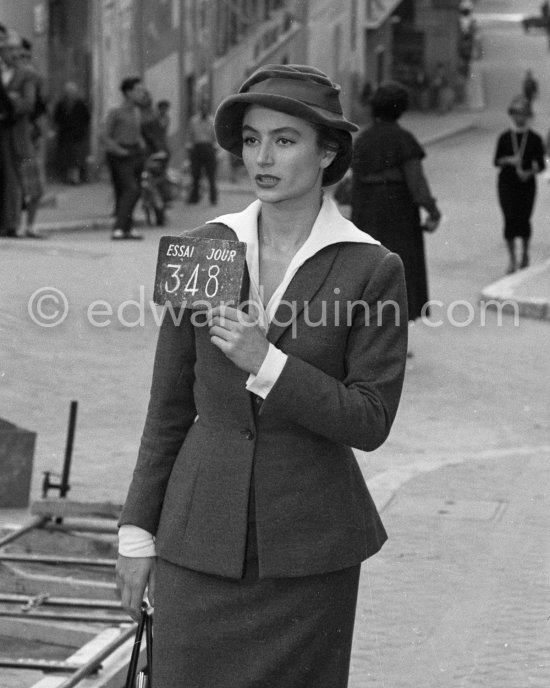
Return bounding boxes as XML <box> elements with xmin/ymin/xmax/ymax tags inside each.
<box><xmin>34</xmin><ymin>217</ymin><xmax>113</xmax><ymax>234</ymax></box>
<box><xmin>420</xmin><ymin>121</ymin><xmax>478</xmax><ymax>147</ymax></box>
<box><xmin>480</xmin><ymin>258</ymin><xmax>550</xmax><ymax>321</ymax></box>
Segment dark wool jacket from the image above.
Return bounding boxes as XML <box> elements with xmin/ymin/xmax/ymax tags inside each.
<box><xmin>120</xmin><ymin>222</ymin><xmax>408</xmax><ymax>579</ymax></box>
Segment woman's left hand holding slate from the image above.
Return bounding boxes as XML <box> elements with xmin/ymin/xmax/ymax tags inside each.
<box><xmin>208</xmin><ymin>305</ymin><xmax>269</xmax><ymax>375</ymax></box>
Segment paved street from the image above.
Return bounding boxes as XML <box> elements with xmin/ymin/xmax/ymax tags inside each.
<box><xmin>0</xmin><ymin>1</ymin><xmax>549</xmax><ymax>686</ymax></box>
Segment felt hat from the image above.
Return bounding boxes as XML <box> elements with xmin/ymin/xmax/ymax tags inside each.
<box><xmin>214</xmin><ymin>64</ymin><xmax>358</xmax><ymax>185</ymax></box>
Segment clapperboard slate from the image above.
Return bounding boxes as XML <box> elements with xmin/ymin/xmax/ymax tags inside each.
<box><xmin>153</xmin><ymin>235</ymin><xmax>247</xmax><ymax>309</ymax></box>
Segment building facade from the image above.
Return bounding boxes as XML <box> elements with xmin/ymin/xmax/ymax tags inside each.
<box><xmin>2</xmin><ymin>0</ymin><xmax>465</xmax><ymax>172</ymax></box>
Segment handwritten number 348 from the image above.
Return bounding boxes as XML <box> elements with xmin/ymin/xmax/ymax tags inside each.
<box><xmin>164</xmin><ymin>263</ymin><xmax>220</xmax><ymax>298</ymax></box>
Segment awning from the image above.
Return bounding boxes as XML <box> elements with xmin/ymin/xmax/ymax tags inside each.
<box><xmin>364</xmin><ymin>0</ymin><xmax>403</xmax><ymax>30</ymax></box>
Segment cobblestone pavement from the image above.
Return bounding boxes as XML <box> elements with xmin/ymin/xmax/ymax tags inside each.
<box><xmin>349</xmin><ymin>450</ymin><xmax>550</xmax><ymax>688</ymax></box>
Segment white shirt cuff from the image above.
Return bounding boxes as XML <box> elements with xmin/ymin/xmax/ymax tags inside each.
<box><xmin>118</xmin><ymin>525</ymin><xmax>156</xmax><ymax>557</ymax></box>
<box><xmin>246</xmin><ymin>344</ymin><xmax>287</xmax><ymax>398</ymax></box>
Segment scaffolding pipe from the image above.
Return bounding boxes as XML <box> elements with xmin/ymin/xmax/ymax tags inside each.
<box><xmin>0</xmin><ymin>517</ymin><xmax>48</xmax><ymax>548</ymax></box>
<box><xmin>54</xmin><ymin>623</ymin><xmax>137</xmax><ymax>688</ymax></box>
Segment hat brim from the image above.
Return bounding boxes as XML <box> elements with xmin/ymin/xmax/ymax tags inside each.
<box><xmin>214</xmin><ymin>92</ymin><xmax>358</xmax><ymax>158</ymax></box>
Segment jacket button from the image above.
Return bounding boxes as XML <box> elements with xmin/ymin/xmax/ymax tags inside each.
<box><xmin>240</xmin><ymin>428</ymin><xmax>255</xmax><ymax>440</ymax></box>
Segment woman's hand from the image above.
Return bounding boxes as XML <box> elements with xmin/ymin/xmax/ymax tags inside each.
<box><xmin>208</xmin><ymin>305</ymin><xmax>269</xmax><ymax>374</ymax></box>
<box><xmin>115</xmin><ymin>555</ymin><xmax>156</xmax><ymax>622</ymax></box>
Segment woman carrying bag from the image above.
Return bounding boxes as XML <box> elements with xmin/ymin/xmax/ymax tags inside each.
<box><xmin>116</xmin><ymin>64</ymin><xmax>408</xmax><ymax>687</ymax></box>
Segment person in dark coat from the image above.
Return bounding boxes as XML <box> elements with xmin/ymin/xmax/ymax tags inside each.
<box><xmin>351</xmin><ymin>81</ymin><xmax>441</xmax><ymax>333</ymax></box>
<box><xmin>53</xmin><ymin>81</ymin><xmax>90</xmax><ymax>184</ymax></box>
<box><xmin>494</xmin><ymin>95</ymin><xmax>545</xmax><ymax>273</ymax></box>
<box><xmin>115</xmin><ymin>64</ymin><xmax>408</xmax><ymax>687</ymax></box>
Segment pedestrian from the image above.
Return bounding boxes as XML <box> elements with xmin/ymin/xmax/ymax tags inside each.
<box><xmin>116</xmin><ymin>63</ymin><xmax>408</xmax><ymax>687</ymax></box>
<box><xmin>156</xmin><ymin>99</ymin><xmax>171</xmax><ymax>139</ymax></box>
<box><xmin>0</xmin><ymin>30</ymin><xmax>44</xmax><ymax>238</ymax></box>
<box><xmin>19</xmin><ymin>38</ymin><xmax>49</xmax><ymax>185</ymax></box>
<box><xmin>100</xmin><ymin>76</ymin><xmax>146</xmax><ymax>240</ymax></box>
<box><xmin>0</xmin><ymin>24</ymin><xmax>15</xmax><ymax>237</ymax></box>
<box><xmin>494</xmin><ymin>95</ymin><xmax>545</xmax><ymax>273</ymax></box>
<box><xmin>53</xmin><ymin>81</ymin><xmax>90</xmax><ymax>184</ymax></box>
<box><xmin>16</xmin><ymin>37</ymin><xmax>47</xmax><ymax>238</ymax></box>
<box><xmin>350</xmin><ymin>81</ymin><xmax>441</xmax><ymax>351</ymax></box>
<box><xmin>521</xmin><ymin>69</ymin><xmax>539</xmax><ymax>116</ymax></box>
<box><xmin>430</xmin><ymin>62</ymin><xmax>454</xmax><ymax>114</ymax></box>
<box><xmin>186</xmin><ymin>99</ymin><xmax>218</xmax><ymax>205</ymax></box>
<box><xmin>140</xmin><ymin>89</ymin><xmax>169</xmax><ymax>156</ymax></box>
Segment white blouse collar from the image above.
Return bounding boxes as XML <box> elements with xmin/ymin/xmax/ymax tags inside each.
<box><xmin>208</xmin><ymin>194</ymin><xmax>379</xmax><ymax>323</ymax></box>
<box><xmin>209</xmin><ymin>193</ymin><xmax>379</xmax><ymax>265</ymax></box>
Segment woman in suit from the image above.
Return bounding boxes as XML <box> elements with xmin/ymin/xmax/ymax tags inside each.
<box><xmin>116</xmin><ymin>64</ymin><xmax>408</xmax><ymax>687</ymax></box>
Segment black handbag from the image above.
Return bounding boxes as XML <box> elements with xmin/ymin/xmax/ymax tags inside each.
<box><xmin>125</xmin><ymin>606</ymin><xmax>153</xmax><ymax>688</ymax></box>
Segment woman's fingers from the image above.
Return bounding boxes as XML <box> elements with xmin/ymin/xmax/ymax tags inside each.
<box><xmin>115</xmin><ymin>555</ymin><xmax>155</xmax><ymax>622</ymax></box>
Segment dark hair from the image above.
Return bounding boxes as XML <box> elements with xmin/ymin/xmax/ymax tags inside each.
<box><xmin>0</xmin><ymin>23</ymin><xmax>7</xmax><ymax>34</ymax></box>
<box><xmin>22</xmin><ymin>38</ymin><xmax>32</xmax><ymax>52</ymax></box>
<box><xmin>157</xmin><ymin>99</ymin><xmax>170</xmax><ymax>108</ymax></box>
<box><xmin>120</xmin><ymin>77</ymin><xmax>141</xmax><ymax>95</ymax></box>
<box><xmin>370</xmin><ymin>82</ymin><xmax>409</xmax><ymax>122</ymax></box>
<box><xmin>311</xmin><ymin>123</ymin><xmax>353</xmax><ymax>186</ymax></box>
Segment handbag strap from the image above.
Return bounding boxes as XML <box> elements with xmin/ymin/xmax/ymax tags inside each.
<box><xmin>125</xmin><ymin>607</ymin><xmax>153</xmax><ymax>688</ymax></box>
<box><xmin>145</xmin><ymin>610</ymin><xmax>153</xmax><ymax>687</ymax></box>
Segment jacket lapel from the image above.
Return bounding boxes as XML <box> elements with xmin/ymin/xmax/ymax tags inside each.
<box><xmin>267</xmin><ymin>245</ymin><xmax>339</xmax><ymax>346</ymax></box>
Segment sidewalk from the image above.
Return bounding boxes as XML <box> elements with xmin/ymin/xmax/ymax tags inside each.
<box><xmin>481</xmin><ymin>258</ymin><xmax>550</xmax><ymax>321</ymax></box>
<box><xmin>31</xmin><ymin>107</ymin><xmax>479</xmax><ymax>233</ymax></box>
<box><xmin>348</xmin><ymin>446</ymin><xmax>550</xmax><ymax>687</ymax></box>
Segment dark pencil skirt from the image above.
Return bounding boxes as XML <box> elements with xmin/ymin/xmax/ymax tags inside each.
<box><xmin>153</xmin><ymin>519</ymin><xmax>361</xmax><ymax>688</ymax></box>
<box><xmin>497</xmin><ymin>175</ymin><xmax>536</xmax><ymax>239</ymax></box>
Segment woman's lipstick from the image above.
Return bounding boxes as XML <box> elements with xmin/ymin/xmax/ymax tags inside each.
<box><xmin>255</xmin><ymin>174</ymin><xmax>280</xmax><ymax>188</ymax></box>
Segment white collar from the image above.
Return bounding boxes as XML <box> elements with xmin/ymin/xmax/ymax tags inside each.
<box><xmin>209</xmin><ymin>194</ymin><xmax>379</xmax><ymax>273</ymax></box>
<box><xmin>208</xmin><ymin>194</ymin><xmax>379</xmax><ymax>323</ymax></box>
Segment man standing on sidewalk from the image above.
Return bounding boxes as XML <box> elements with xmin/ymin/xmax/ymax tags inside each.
<box><xmin>100</xmin><ymin>77</ymin><xmax>146</xmax><ymax>240</ymax></box>
<box><xmin>186</xmin><ymin>100</ymin><xmax>218</xmax><ymax>206</ymax></box>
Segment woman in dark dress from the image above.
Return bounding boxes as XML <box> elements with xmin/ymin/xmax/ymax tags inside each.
<box><xmin>494</xmin><ymin>95</ymin><xmax>545</xmax><ymax>273</ymax></box>
<box><xmin>351</xmin><ymin>81</ymin><xmax>441</xmax><ymax>328</ymax></box>
<box><xmin>116</xmin><ymin>65</ymin><xmax>408</xmax><ymax>687</ymax></box>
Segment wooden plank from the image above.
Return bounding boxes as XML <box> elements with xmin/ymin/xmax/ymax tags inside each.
<box><xmin>30</xmin><ymin>501</ymin><xmax>122</xmax><ymax>520</ymax></box>
<box><xmin>30</xmin><ymin>635</ymin><xmax>143</xmax><ymax>688</ymax></box>
<box><xmin>6</xmin><ymin>526</ymin><xmax>118</xmax><ymax>558</ymax></box>
<box><xmin>0</xmin><ymin>565</ymin><xmax>118</xmax><ymax>600</ymax></box>
<box><xmin>30</xmin><ymin>625</ymin><xmax>140</xmax><ymax>688</ymax></box>
<box><xmin>0</xmin><ymin>616</ymin><xmax>96</xmax><ymax>647</ymax></box>
<box><xmin>0</xmin><ymin>553</ymin><xmax>116</xmax><ymax>567</ymax></box>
